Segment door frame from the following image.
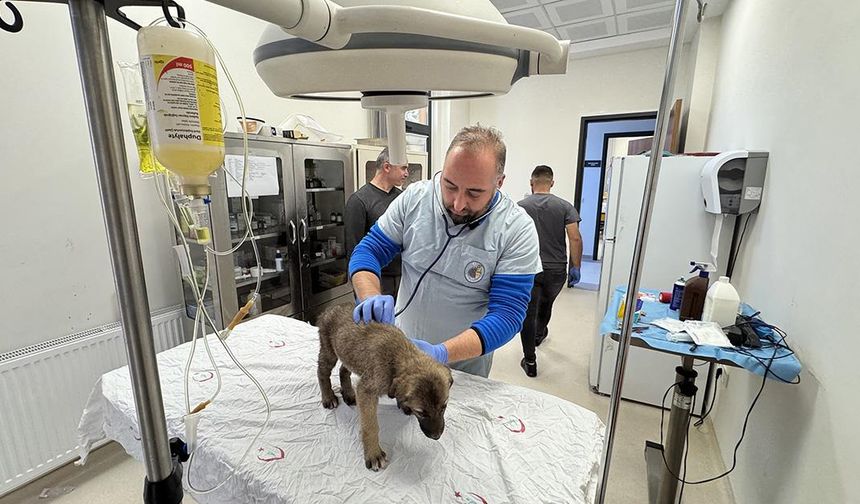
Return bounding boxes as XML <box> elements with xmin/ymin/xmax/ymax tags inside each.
<box><xmin>592</xmin><ymin>130</ymin><xmax>655</xmax><ymax>259</ymax></box>
<box><xmin>574</xmin><ymin>112</ymin><xmax>657</xmax><ymax>260</ymax></box>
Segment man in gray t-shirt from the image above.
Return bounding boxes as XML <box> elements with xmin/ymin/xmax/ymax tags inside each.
<box><xmin>344</xmin><ymin>147</ymin><xmax>408</xmax><ymax>297</ymax></box>
<box><xmin>517</xmin><ymin>165</ymin><xmax>583</xmax><ymax>377</ymax></box>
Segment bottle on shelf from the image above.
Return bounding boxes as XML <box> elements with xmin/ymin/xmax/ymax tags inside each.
<box><xmin>275</xmin><ymin>249</ymin><xmax>284</xmax><ymax>272</ymax></box>
<box><xmin>679</xmin><ymin>261</ymin><xmax>715</xmax><ymax>321</ymax></box>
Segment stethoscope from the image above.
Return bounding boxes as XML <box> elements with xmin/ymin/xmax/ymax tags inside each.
<box><xmin>394</xmin><ymin>172</ymin><xmax>505</xmax><ymax>317</ymax></box>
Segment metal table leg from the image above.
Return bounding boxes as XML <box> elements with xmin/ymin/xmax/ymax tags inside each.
<box><xmin>645</xmin><ymin>356</ymin><xmax>698</xmax><ymax>504</ymax></box>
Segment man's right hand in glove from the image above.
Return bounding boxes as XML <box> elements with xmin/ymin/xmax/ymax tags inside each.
<box><xmin>568</xmin><ymin>266</ymin><xmax>581</xmax><ymax>288</ymax></box>
<box><xmin>353</xmin><ymin>294</ymin><xmax>395</xmax><ymax>325</ymax></box>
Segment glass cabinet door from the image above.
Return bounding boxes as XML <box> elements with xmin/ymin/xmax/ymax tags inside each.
<box><xmin>295</xmin><ymin>145</ymin><xmax>354</xmax><ymax>310</ymax></box>
<box><xmin>222</xmin><ymin>146</ymin><xmax>300</xmax><ymax>319</ymax></box>
<box><xmin>364</xmin><ymin>159</ymin><xmax>424</xmax><ymax>190</ymax></box>
<box><xmin>404</xmin><ymin>162</ymin><xmax>424</xmax><ymax>189</ymax></box>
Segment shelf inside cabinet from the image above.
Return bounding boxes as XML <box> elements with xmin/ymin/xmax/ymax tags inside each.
<box><xmin>305</xmin><ymin>187</ymin><xmax>344</xmax><ymax>193</ymax></box>
<box><xmin>307</xmin><ymin>222</ymin><xmax>343</xmax><ymax>232</ymax></box>
<box><xmin>308</xmin><ymin>256</ymin><xmax>347</xmax><ymax>268</ymax></box>
<box><xmin>231</xmin><ymin>228</ymin><xmax>286</xmax><ymax>245</ymax></box>
<box><xmin>235</xmin><ymin>272</ymin><xmax>282</xmax><ymax>288</ymax></box>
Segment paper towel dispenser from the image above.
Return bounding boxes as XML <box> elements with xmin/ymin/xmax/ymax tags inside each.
<box><xmin>701</xmin><ymin>150</ymin><xmax>768</xmax><ymax>215</ymax></box>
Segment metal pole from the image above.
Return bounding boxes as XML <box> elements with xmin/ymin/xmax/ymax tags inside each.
<box><xmin>67</xmin><ymin>0</ymin><xmax>174</xmax><ymax>484</ymax></box>
<box><xmin>594</xmin><ymin>0</ymin><xmax>690</xmax><ymax>501</ymax></box>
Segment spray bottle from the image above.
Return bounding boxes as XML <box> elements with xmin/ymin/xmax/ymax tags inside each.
<box><xmin>679</xmin><ymin>261</ymin><xmax>715</xmax><ymax>321</ymax></box>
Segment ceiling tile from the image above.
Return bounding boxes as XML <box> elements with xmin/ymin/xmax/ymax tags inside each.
<box><xmin>617</xmin><ymin>6</ymin><xmax>674</xmax><ymax>33</ymax></box>
<box><xmin>490</xmin><ymin>0</ymin><xmax>541</xmax><ymax>14</ymax></box>
<box><xmin>544</xmin><ymin>0</ymin><xmax>614</xmax><ymax>25</ymax></box>
<box><xmin>613</xmin><ymin>0</ymin><xmax>674</xmax><ymax>14</ymax></box>
<box><xmin>544</xmin><ymin>27</ymin><xmax>562</xmax><ymax>39</ymax></box>
<box><xmin>503</xmin><ymin>6</ymin><xmax>553</xmax><ymax>29</ymax></box>
<box><xmin>556</xmin><ymin>17</ymin><xmax>617</xmax><ymax>42</ymax></box>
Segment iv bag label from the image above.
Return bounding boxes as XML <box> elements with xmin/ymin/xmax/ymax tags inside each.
<box><xmin>744</xmin><ymin>186</ymin><xmax>763</xmax><ymax>201</ymax></box>
<box><xmin>141</xmin><ymin>54</ymin><xmax>224</xmax><ymax>146</ymax></box>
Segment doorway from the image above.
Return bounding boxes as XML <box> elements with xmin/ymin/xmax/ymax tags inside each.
<box><xmin>573</xmin><ymin>113</ymin><xmax>657</xmax><ymax>290</ymax></box>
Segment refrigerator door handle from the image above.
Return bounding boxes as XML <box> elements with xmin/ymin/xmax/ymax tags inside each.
<box><xmin>289</xmin><ymin>220</ymin><xmax>298</xmax><ymax>245</ymax></box>
<box><xmin>605</xmin><ymin>237</ymin><xmax>616</xmax><ymax>243</ymax></box>
<box><xmin>299</xmin><ymin>218</ymin><xmax>309</xmax><ymax>242</ymax></box>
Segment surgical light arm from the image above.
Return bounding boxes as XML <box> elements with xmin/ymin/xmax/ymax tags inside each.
<box><xmin>206</xmin><ymin>0</ymin><xmax>570</xmax><ymax>72</ymax></box>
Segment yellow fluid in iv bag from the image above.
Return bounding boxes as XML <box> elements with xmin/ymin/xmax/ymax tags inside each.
<box><xmin>127</xmin><ymin>103</ymin><xmax>168</xmax><ymax>176</ymax></box>
<box><xmin>137</xmin><ymin>26</ymin><xmax>225</xmax><ymax>196</ymax></box>
<box><xmin>119</xmin><ymin>62</ymin><xmax>166</xmax><ymax>177</ymax></box>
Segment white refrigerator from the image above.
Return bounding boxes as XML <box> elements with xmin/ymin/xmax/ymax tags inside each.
<box><xmin>588</xmin><ymin>155</ymin><xmax>733</xmax><ymax>415</ymax></box>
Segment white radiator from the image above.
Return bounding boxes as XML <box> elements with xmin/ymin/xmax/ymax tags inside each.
<box><xmin>0</xmin><ymin>307</ymin><xmax>185</xmax><ymax>497</ymax></box>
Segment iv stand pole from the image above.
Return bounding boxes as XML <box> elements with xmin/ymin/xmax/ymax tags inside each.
<box><xmin>594</xmin><ymin>0</ymin><xmax>692</xmax><ymax>502</ymax></box>
<box><xmin>67</xmin><ymin>0</ymin><xmax>182</xmax><ymax>501</ymax></box>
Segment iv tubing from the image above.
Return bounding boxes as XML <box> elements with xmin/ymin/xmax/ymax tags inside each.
<box><xmin>147</xmin><ymin>17</ymin><xmax>272</xmax><ymax>496</ymax></box>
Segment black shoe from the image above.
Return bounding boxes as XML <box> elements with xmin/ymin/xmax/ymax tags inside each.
<box><xmin>520</xmin><ymin>358</ymin><xmax>537</xmax><ymax>377</ymax></box>
<box><xmin>535</xmin><ymin>329</ymin><xmax>548</xmax><ymax>347</ymax></box>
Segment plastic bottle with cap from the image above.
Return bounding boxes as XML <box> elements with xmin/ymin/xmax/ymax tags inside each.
<box><xmin>702</xmin><ymin>276</ymin><xmax>741</xmax><ymax>328</ymax></box>
<box><xmin>679</xmin><ymin>261</ymin><xmax>715</xmax><ymax>321</ymax></box>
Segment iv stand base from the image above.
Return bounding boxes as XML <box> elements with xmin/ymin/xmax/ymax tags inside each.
<box><xmin>144</xmin><ymin>459</ymin><xmax>184</xmax><ymax>504</ymax></box>
<box><xmin>645</xmin><ymin>441</ymin><xmax>665</xmax><ymax>503</ymax></box>
<box><xmin>645</xmin><ymin>357</ymin><xmax>698</xmax><ymax>504</ymax></box>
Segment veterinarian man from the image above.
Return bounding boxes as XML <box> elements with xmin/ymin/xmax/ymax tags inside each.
<box><xmin>517</xmin><ymin>165</ymin><xmax>583</xmax><ymax>377</ymax></box>
<box><xmin>344</xmin><ymin>147</ymin><xmax>409</xmax><ymax>298</ymax></box>
<box><xmin>348</xmin><ymin>125</ymin><xmax>541</xmax><ymax>377</ymax></box>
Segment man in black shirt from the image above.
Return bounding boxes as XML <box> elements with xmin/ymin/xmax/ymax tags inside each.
<box><xmin>344</xmin><ymin>147</ymin><xmax>409</xmax><ymax>298</ymax></box>
<box><xmin>517</xmin><ymin>165</ymin><xmax>583</xmax><ymax>377</ymax></box>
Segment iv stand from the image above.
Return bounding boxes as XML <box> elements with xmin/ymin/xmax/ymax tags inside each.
<box><xmin>67</xmin><ymin>0</ymin><xmax>182</xmax><ymax>502</ymax></box>
<box><xmin>594</xmin><ymin>0</ymin><xmax>697</xmax><ymax>502</ymax></box>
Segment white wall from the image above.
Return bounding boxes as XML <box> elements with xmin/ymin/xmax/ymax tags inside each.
<box><xmin>0</xmin><ymin>2</ymin><xmax>368</xmax><ymax>353</ymax></box>
<box><xmin>468</xmin><ymin>46</ymin><xmax>690</xmax><ymax>205</ymax></box>
<box><xmin>682</xmin><ymin>15</ymin><xmax>722</xmax><ymax>152</ymax></box>
<box><xmin>705</xmin><ymin>0</ymin><xmax>860</xmax><ymax>501</ymax></box>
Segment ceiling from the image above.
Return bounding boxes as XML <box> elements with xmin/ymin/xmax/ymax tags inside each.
<box><xmin>491</xmin><ymin>0</ymin><xmax>730</xmax><ymax>56</ymax></box>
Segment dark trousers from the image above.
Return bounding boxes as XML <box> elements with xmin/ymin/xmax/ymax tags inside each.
<box><xmin>520</xmin><ymin>269</ymin><xmax>567</xmax><ymax>361</ymax></box>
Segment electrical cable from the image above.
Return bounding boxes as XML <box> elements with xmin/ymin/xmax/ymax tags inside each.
<box><xmin>726</xmin><ymin>213</ymin><xmax>752</xmax><ymax>277</ymax></box>
<box><xmin>678</xmin><ymin>394</ymin><xmax>696</xmax><ymax>502</ymax></box>
<box><xmin>657</xmin><ymin>318</ymin><xmax>798</xmax><ymax>489</ymax></box>
<box><xmin>694</xmin><ymin>370</ymin><xmax>720</xmax><ymax>427</ymax></box>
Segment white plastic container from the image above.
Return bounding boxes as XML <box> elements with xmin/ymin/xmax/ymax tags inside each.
<box><xmin>702</xmin><ymin>276</ymin><xmax>741</xmax><ymax>328</ymax></box>
<box><xmin>137</xmin><ymin>25</ymin><xmax>225</xmax><ymax>196</ymax></box>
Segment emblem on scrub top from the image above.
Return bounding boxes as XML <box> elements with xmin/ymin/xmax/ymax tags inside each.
<box><xmin>464</xmin><ymin>261</ymin><xmax>485</xmax><ymax>283</ymax></box>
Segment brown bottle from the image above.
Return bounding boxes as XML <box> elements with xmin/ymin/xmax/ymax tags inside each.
<box><xmin>679</xmin><ymin>263</ymin><xmax>712</xmax><ymax>321</ymax></box>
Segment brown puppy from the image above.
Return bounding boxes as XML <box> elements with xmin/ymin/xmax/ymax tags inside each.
<box><xmin>316</xmin><ymin>304</ymin><xmax>453</xmax><ymax>471</ymax></box>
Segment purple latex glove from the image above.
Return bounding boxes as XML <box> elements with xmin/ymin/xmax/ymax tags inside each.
<box><xmin>410</xmin><ymin>338</ymin><xmax>449</xmax><ymax>364</ymax></box>
<box><xmin>353</xmin><ymin>294</ymin><xmax>395</xmax><ymax>325</ymax></box>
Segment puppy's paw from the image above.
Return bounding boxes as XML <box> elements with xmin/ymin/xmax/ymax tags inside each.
<box><xmin>364</xmin><ymin>447</ymin><xmax>388</xmax><ymax>472</ymax></box>
<box><xmin>321</xmin><ymin>394</ymin><xmax>339</xmax><ymax>409</ymax></box>
<box><xmin>342</xmin><ymin>391</ymin><xmax>356</xmax><ymax>406</ymax></box>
